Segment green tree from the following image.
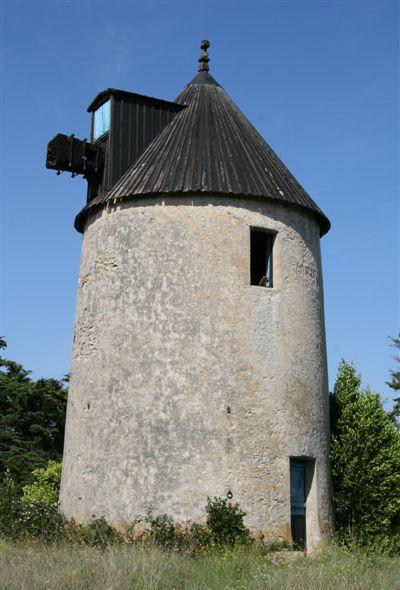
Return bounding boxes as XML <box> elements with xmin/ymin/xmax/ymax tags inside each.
<box><xmin>0</xmin><ymin>339</ymin><xmax>67</xmax><ymax>487</ymax></box>
<box><xmin>331</xmin><ymin>361</ymin><xmax>400</xmax><ymax>544</ymax></box>
<box><xmin>387</xmin><ymin>333</ymin><xmax>400</xmax><ymax>420</ymax></box>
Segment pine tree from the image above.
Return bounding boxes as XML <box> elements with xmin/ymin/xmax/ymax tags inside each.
<box><xmin>331</xmin><ymin>361</ymin><xmax>400</xmax><ymax>544</ymax></box>
<box><xmin>387</xmin><ymin>334</ymin><xmax>400</xmax><ymax>420</ymax></box>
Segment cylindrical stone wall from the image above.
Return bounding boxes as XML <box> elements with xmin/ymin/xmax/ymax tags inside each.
<box><xmin>60</xmin><ymin>195</ymin><xmax>332</xmax><ymax>547</ymax></box>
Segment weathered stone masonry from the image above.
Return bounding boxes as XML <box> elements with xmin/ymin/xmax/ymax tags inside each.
<box><xmin>61</xmin><ymin>196</ymin><xmax>332</xmax><ymax>549</ymax></box>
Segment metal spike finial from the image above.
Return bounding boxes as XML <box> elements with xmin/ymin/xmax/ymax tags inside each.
<box><xmin>198</xmin><ymin>39</ymin><xmax>210</xmax><ymax>72</ymax></box>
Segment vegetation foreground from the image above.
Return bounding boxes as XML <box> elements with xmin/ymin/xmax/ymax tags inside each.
<box><xmin>0</xmin><ymin>541</ymin><xmax>399</xmax><ymax>590</ymax></box>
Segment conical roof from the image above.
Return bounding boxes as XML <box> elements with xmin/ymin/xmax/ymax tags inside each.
<box><xmin>76</xmin><ymin>43</ymin><xmax>330</xmax><ymax>235</ymax></box>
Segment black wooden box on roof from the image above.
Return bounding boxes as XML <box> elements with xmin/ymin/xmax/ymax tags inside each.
<box><xmin>46</xmin><ymin>40</ymin><xmax>330</xmax><ymax>237</ymax></box>
<box><xmin>87</xmin><ymin>89</ymin><xmax>184</xmax><ymax>201</ymax></box>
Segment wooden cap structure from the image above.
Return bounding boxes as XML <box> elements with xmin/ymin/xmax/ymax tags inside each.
<box><xmin>75</xmin><ymin>41</ymin><xmax>330</xmax><ymax>236</ymax></box>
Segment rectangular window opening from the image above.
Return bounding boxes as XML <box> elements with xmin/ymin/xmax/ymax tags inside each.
<box><xmin>250</xmin><ymin>229</ymin><xmax>274</xmax><ymax>287</ymax></box>
<box><xmin>93</xmin><ymin>100</ymin><xmax>111</xmax><ymax>141</ymax></box>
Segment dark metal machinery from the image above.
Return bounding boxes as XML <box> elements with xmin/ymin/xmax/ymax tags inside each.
<box><xmin>46</xmin><ymin>133</ymin><xmax>105</xmax><ymax>180</ymax></box>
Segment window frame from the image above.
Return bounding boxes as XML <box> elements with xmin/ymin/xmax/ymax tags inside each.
<box><xmin>249</xmin><ymin>227</ymin><xmax>276</xmax><ymax>288</ymax></box>
<box><xmin>92</xmin><ymin>99</ymin><xmax>111</xmax><ymax>141</ymax></box>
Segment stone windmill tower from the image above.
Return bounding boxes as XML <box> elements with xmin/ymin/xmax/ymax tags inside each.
<box><xmin>46</xmin><ymin>41</ymin><xmax>332</xmax><ymax>550</ymax></box>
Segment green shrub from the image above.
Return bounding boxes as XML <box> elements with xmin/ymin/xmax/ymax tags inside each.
<box><xmin>205</xmin><ymin>497</ymin><xmax>249</xmax><ymax>547</ymax></box>
<box><xmin>21</xmin><ymin>460</ymin><xmax>62</xmax><ymax>505</ymax></box>
<box><xmin>146</xmin><ymin>513</ymin><xmax>177</xmax><ymax>548</ymax></box>
<box><xmin>68</xmin><ymin>517</ymin><xmax>124</xmax><ymax>548</ymax></box>
<box><xmin>20</xmin><ymin>460</ymin><xmax>63</xmax><ymax>541</ymax></box>
<box><xmin>0</xmin><ymin>470</ymin><xmax>22</xmax><ymax>539</ymax></box>
<box><xmin>20</xmin><ymin>498</ymin><xmax>63</xmax><ymax>541</ymax></box>
<box><xmin>143</xmin><ymin>499</ymin><xmax>251</xmax><ymax>551</ymax></box>
<box><xmin>189</xmin><ymin>522</ymin><xmax>213</xmax><ymax>551</ymax></box>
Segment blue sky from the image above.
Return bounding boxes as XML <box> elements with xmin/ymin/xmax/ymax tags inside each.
<box><xmin>2</xmin><ymin>1</ymin><xmax>398</xmax><ymax>406</ymax></box>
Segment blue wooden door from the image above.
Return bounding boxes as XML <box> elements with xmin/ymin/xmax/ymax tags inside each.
<box><xmin>290</xmin><ymin>460</ymin><xmax>306</xmax><ymax>548</ymax></box>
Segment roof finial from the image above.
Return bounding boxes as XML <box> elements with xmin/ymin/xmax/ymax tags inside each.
<box><xmin>198</xmin><ymin>40</ymin><xmax>210</xmax><ymax>72</ymax></box>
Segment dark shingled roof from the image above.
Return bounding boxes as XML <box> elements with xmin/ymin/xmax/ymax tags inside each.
<box><xmin>76</xmin><ymin>65</ymin><xmax>330</xmax><ymax>235</ymax></box>
<box><xmin>86</xmin><ymin>87</ymin><xmax>183</xmax><ymax>113</ymax></box>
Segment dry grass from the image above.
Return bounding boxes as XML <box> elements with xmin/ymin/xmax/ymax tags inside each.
<box><xmin>0</xmin><ymin>541</ymin><xmax>399</xmax><ymax>590</ymax></box>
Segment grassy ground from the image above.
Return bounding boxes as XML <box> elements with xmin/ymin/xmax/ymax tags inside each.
<box><xmin>0</xmin><ymin>541</ymin><xmax>399</xmax><ymax>590</ymax></box>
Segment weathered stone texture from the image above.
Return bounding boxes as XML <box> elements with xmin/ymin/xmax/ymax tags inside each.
<box><xmin>60</xmin><ymin>195</ymin><xmax>332</xmax><ymax>547</ymax></box>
